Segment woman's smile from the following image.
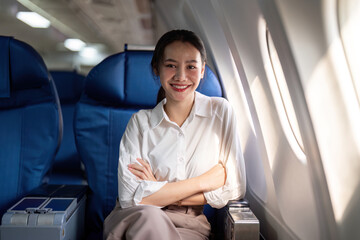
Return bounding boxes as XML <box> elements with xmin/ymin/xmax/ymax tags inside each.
<box><xmin>170</xmin><ymin>84</ymin><xmax>192</xmax><ymax>92</ymax></box>
<box><xmin>159</xmin><ymin>41</ymin><xmax>205</xmax><ymax>103</ymax></box>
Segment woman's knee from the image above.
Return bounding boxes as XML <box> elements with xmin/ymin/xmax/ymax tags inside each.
<box><xmin>103</xmin><ymin>205</ymin><xmax>180</xmax><ymax>240</ymax></box>
<box><xmin>134</xmin><ymin>205</ymin><xmax>167</xmax><ymax>221</ymax></box>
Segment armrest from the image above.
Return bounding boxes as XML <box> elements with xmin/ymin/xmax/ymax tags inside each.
<box><xmin>228</xmin><ymin>199</ymin><xmax>250</xmax><ymax>208</ymax></box>
<box><xmin>224</xmin><ymin>199</ymin><xmax>259</xmax><ymax>240</ymax></box>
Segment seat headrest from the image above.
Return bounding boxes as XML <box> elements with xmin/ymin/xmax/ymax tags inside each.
<box><xmin>0</xmin><ymin>37</ymin><xmax>10</xmax><ymax>98</ymax></box>
<box><xmin>0</xmin><ymin>36</ymin><xmax>50</xmax><ymax>93</ymax></box>
<box><xmin>84</xmin><ymin>50</ymin><xmax>159</xmax><ymax>107</ymax></box>
<box><xmin>83</xmin><ymin>50</ymin><xmax>223</xmax><ymax>107</ymax></box>
<box><xmin>0</xmin><ymin>36</ymin><xmax>56</xmax><ymax>109</ymax></box>
<box><xmin>125</xmin><ymin>51</ymin><xmax>162</xmax><ymax>107</ymax></box>
<box><xmin>197</xmin><ymin>66</ymin><xmax>223</xmax><ymax>97</ymax></box>
<box><xmin>51</xmin><ymin>70</ymin><xmax>85</xmax><ymax>103</ymax></box>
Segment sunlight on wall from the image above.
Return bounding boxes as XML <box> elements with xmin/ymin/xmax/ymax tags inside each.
<box><xmin>221</xmin><ymin>53</ymin><xmax>255</xmax><ymax>152</ymax></box>
<box><xmin>339</xmin><ymin>0</ymin><xmax>360</xmax><ymax>105</ymax></box>
<box><xmin>258</xmin><ymin>18</ymin><xmax>306</xmax><ymax>164</ymax></box>
<box><xmin>307</xmin><ymin>38</ymin><xmax>360</xmax><ymax>223</ymax></box>
<box><xmin>222</xmin><ymin>53</ymin><xmax>269</xmax><ymax>203</ymax></box>
<box><xmin>250</xmin><ymin>76</ymin><xmax>279</xmax><ymax>171</ymax></box>
<box><xmin>307</xmin><ymin>0</ymin><xmax>360</xmax><ymax>223</ymax></box>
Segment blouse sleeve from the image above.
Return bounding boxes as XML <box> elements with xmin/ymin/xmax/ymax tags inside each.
<box><xmin>204</xmin><ymin>100</ymin><xmax>246</xmax><ymax>208</ymax></box>
<box><xmin>117</xmin><ymin>114</ymin><xmax>167</xmax><ymax>208</ymax></box>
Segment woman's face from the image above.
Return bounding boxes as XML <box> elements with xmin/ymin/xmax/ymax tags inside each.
<box><xmin>158</xmin><ymin>41</ymin><xmax>205</xmax><ymax>104</ymax></box>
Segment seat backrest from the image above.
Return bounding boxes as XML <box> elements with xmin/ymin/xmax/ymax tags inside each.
<box><xmin>49</xmin><ymin>70</ymin><xmax>86</xmax><ymax>185</ymax></box>
<box><xmin>74</xmin><ymin>50</ymin><xmax>223</xmax><ymax>239</ymax></box>
<box><xmin>0</xmin><ymin>36</ymin><xmax>62</xmax><ymax>217</ymax></box>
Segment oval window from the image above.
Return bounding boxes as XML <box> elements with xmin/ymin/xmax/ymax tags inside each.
<box><xmin>266</xmin><ymin>29</ymin><xmax>306</xmax><ymax>162</ymax></box>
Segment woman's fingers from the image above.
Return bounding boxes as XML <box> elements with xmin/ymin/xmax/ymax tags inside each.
<box><xmin>128</xmin><ymin>159</ymin><xmax>157</xmax><ymax>181</ymax></box>
<box><xmin>136</xmin><ymin>158</ymin><xmax>157</xmax><ymax>181</ymax></box>
<box><xmin>128</xmin><ymin>163</ymin><xmax>147</xmax><ymax>180</ymax></box>
<box><xmin>137</xmin><ymin>158</ymin><xmax>152</xmax><ymax>174</ymax></box>
<box><xmin>128</xmin><ymin>165</ymin><xmax>147</xmax><ymax>180</ymax></box>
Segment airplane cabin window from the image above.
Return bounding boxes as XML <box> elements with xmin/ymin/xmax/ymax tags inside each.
<box><xmin>338</xmin><ymin>0</ymin><xmax>360</xmax><ymax>104</ymax></box>
<box><xmin>265</xmin><ymin>29</ymin><xmax>306</xmax><ymax>163</ymax></box>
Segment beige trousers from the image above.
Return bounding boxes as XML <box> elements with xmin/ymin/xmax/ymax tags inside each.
<box><xmin>103</xmin><ymin>200</ymin><xmax>211</xmax><ymax>240</ymax></box>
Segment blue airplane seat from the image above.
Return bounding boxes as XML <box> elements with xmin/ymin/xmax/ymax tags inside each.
<box><xmin>74</xmin><ymin>49</ymin><xmax>223</xmax><ymax>239</ymax></box>
<box><xmin>49</xmin><ymin>70</ymin><xmax>86</xmax><ymax>185</ymax></box>
<box><xmin>0</xmin><ymin>36</ymin><xmax>62</xmax><ymax>218</ymax></box>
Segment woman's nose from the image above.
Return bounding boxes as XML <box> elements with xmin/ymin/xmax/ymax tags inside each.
<box><xmin>174</xmin><ymin>67</ymin><xmax>186</xmax><ymax>81</ymax></box>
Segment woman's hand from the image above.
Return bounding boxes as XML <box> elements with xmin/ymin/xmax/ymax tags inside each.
<box><xmin>128</xmin><ymin>158</ymin><xmax>157</xmax><ymax>181</ymax></box>
<box><xmin>138</xmin><ymin>162</ymin><xmax>226</xmax><ymax>207</ymax></box>
<box><xmin>198</xmin><ymin>163</ymin><xmax>226</xmax><ymax>192</ymax></box>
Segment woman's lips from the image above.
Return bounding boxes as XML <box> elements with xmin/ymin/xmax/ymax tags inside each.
<box><xmin>170</xmin><ymin>84</ymin><xmax>191</xmax><ymax>92</ymax></box>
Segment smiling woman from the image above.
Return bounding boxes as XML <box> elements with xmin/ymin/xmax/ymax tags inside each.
<box><xmin>152</xmin><ymin>30</ymin><xmax>207</xmax><ymax>103</ymax></box>
<box><xmin>103</xmin><ymin>29</ymin><xmax>246</xmax><ymax>240</ymax></box>
<box><xmin>159</xmin><ymin>41</ymin><xmax>205</xmax><ymax>126</ymax></box>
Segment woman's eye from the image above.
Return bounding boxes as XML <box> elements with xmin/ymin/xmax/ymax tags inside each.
<box><xmin>188</xmin><ymin>65</ymin><xmax>196</xmax><ymax>69</ymax></box>
<box><xmin>165</xmin><ymin>64</ymin><xmax>176</xmax><ymax>68</ymax></box>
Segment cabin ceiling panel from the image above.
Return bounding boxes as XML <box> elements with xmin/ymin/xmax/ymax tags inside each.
<box><xmin>14</xmin><ymin>0</ymin><xmax>155</xmax><ymax>53</ymax></box>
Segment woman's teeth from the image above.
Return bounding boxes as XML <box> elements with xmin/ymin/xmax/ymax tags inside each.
<box><xmin>172</xmin><ymin>85</ymin><xmax>188</xmax><ymax>89</ymax></box>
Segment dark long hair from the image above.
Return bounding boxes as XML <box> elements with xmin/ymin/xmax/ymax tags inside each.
<box><xmin>152</xmin><ymin>30</ymin><xmax>207</xmax><ymax>104</ymax></box>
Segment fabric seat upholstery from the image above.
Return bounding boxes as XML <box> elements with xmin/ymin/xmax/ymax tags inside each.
<box><xmin>0</xmin><ymin>36</ymin><xmax>62</xmax><ymax>217</ymax></box>
<box><xmin>49</xmin><ymin>70</ymin><xmax>86</xmax><ymax>185</ymax></box>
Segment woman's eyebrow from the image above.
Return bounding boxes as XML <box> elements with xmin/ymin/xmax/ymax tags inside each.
<box><xmin>164</xmin><ymin>58</ymin><xmax>177</xmax><ymax>63</ymax></box>
<box><xmin>164</xmin><ymin>58</ymin><xmax>199</xmax><ymax>63</ymax></box>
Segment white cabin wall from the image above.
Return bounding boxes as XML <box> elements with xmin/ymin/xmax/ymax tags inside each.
<box><xmin>152</xmin><ymin>0</ymin><xmax>360</xmax><ymax>239</ymax></box>
<box><xmin>274</xmin><ymin>0</ymin><xmax>360</xmax><ymax>239</ymax></box>
<box><xmin>210</xmin><ymin>0</ymin><xmax>322</xmax><ymax>239</ymax></box>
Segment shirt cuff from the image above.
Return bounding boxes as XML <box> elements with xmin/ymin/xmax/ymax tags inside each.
<box><xmin>133</xmin><ymin>180</ymin><xmax>167</xmax><ymax>206</ymax></box>
<box><xmin>204</xmin><ymin>185</ymin><xmax>243</xmax><ymax>209</ymax></box>
<box><xmin>204</xmin><ymin>188</ymin><xmax>226</xmax><ymax>208</ymax></box>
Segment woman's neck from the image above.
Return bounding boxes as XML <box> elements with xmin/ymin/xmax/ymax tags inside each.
<box><xmin>164</xmin><ymin>93</ymin><xmax>195</xmax><ymax>127</ymax></box>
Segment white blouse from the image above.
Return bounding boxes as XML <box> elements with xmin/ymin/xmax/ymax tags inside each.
<box><xmin>118</xmin><ymin>92</ymin><xmax>246</xmax><ymax>209</ymax></box>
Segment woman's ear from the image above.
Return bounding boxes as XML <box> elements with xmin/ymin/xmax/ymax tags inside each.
<box><xmin>201</xmin><ymin>63</ymin><xmax>206</xmax><ymax>78</ymax></box>
<box><xmin>153</xmin><ymin>68</ymin><xmax>159</xmax><ymax>76</ymax></box>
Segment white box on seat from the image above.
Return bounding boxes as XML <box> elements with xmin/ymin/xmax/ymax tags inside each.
<box><xmin>0</xmin><ymin>185</ymin><xmax>86</xmax><ymax>240</ymax></box>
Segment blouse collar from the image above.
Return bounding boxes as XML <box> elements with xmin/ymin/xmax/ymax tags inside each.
<box><xmin>150</xmin><ymin>91</ymin><xmax>212</xmax><ymax>129</ymax></box>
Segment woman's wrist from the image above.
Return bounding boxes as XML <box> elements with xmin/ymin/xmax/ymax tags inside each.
<box><xmin>194</xmin><ymin>175</ymin><xmax>207</xmax><ymax>192</ymax></box>
<box><xmin>178</xmin><ymin>193</ymin><xmax>207</xmax><ymax>206</ymax></box>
